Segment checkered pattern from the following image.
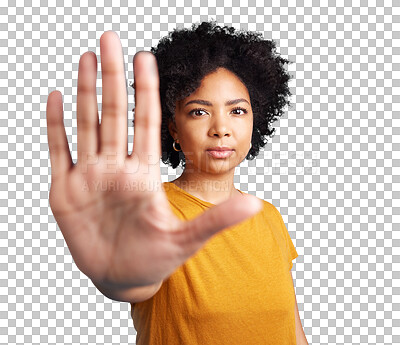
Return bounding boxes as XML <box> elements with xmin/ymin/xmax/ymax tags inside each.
<box><xmin>1</xmin><ymin>0</ymin><xmax>398</xmax><ymax>344</ymax></box>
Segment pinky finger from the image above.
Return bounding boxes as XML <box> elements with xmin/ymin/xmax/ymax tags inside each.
<box><xmin>46</xmin><ymin>91</ymin><xmax>74</xmax><ymax>180</ymax></box>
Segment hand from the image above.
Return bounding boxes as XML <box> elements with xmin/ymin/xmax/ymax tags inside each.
<box><xmin>46</xmin><ymin>31</ymin><xmax>263</xmax><ymax>290</ymax></box>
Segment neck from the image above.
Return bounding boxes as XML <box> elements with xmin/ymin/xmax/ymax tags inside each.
<box><xmin>171</xmin><ymin>168</ymin><xmax>239</xmax><ymax>204</ymax></box>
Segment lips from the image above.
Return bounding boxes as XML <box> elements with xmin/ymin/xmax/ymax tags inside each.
<box><xmin>206</xmin><ymin>146</ymin><xmax>233</xmax><ymax>151</ymax></box>
<box><xmin>206</xmin><ymin>147</ymin><xmax>234</xmax><ymax>159</ymax></box>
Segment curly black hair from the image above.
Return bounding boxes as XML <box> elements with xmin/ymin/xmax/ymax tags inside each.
<box><xmin>130</xmin><ymin>19</ymin><xmax>293</xmax><ymax>169</ymax></box>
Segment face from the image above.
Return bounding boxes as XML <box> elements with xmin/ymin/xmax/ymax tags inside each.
<box><xmin>168</xmin><ymin>67</ymin><xmax>253</xmax><ymax>177</ymax></box>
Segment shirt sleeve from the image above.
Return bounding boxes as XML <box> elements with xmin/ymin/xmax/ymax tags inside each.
<box><xmin>275</xmin><ymin>207</ymin><xmax>299</xmax><ymax>270</ymax></box>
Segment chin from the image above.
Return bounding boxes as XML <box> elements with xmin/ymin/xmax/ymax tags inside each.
<box><xmin>202</xmin><ymin>160</ymin><xmax>238</xmax><ymax>174</ymax></box>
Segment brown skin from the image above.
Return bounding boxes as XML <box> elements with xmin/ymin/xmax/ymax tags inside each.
<box><xmin>169</xmin><ymin>68</ymin><xmax>253</xmax><ymax>205</ymax></box>
<box><xmin>45</xmin><ymin>31</ymin><xmax>263</xmax><ymax>298</ymax></box>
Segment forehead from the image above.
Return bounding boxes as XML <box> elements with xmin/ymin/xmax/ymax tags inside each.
<box><xmin>178</xmin><ymin>68</ymin><xmax>250</xmax><ymax>107</ymax></box>
<box><xmin>198</xmin><ymin>67</ymin><xmax>247</xmax><ymax>91</ymax></box>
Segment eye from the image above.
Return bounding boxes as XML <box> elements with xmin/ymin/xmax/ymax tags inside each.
<box><xmin>189</xmin><ymin>107</ymin><xmax>248</xmax><ymax>117</ymax></box>
<box><xmin>231</xmin><ymin>107</ymin><xmax>248</xmax><ymax>115</ymax></box>
<box><xmin>189</xmin><ymin>108</ymin><xmax>208</xmax><ymax>117</ymax></box>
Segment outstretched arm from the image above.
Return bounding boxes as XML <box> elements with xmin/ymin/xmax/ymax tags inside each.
<box><xmin>291</xmin><ymin>272</ymin><xmax>309</xmax><ymax>345</ymax></box>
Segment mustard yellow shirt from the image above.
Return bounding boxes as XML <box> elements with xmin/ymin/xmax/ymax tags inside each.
<box><xmin>131</xmin><ymin>181</ymin><xmax>299</xmax><ymax>344</ymax></box>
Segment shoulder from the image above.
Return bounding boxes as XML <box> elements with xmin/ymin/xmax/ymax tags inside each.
<box><xmin>235</xmin><ymin>189</ymin><xmax>281</xmax><ymax>218</ymax></box>
<box><xmin>256</xmin><ymin>198</ymin><xmax>281</xmax><ymax>217</ymax></box>
<box><xmin>250</xmin><ymin>197</ymin><xmax>285</xmax><ymax>229</ymax></box>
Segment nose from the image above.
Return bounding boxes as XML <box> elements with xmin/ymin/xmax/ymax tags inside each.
<box><xmin>208</xmin><ymin>112</ymin><xmax>232</xmax><ymax>138</ymax></box>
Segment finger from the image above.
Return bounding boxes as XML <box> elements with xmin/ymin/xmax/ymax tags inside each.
<box><xmin>99</xmin><ymin>31</ymin><xmax>128</xmax><ymax>158</ymax></box>
<box><xmin>130</xmin><ymin>51</ymin><xmax>162</xmax><ymax>170</ymax></box>
<box><xmin>77</xmin><ymin>51</ymin><xmax>100</xmax><ymax>164</ymax></box>
<box><xmin>46</xmin><ymin>91</ymin><xmax>73</xmax><ymax>180</ymax></box>
<box><xmin>177</xmin><ymin>195</ymin><xmax>264</xmax><ymax>255</ymax></box>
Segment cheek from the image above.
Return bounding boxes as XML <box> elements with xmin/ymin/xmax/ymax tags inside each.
<box><xmin>247</xmin><ymin>119</ymin><xmax>254</xmax><ymax>140</ymax></box>
<box><xmin>236</xmin><ymin>121</ymin><xmax>253</xmax><ymax>140</ymax></box>
<box><xmin>180</xmin><ymin>134</ymin><xmax>204</xmax><ymax>157</ymax></box>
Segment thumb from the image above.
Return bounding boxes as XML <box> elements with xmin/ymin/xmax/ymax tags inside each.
<box><xmin>179</xmin><ymin>194</ymin><xmax>263</xmax><ymax>253</ymax></box>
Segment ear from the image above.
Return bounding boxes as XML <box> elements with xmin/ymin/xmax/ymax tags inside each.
<box><xmin>168</xmin><ymin>118</ymin><xmax>178</xmax><ymax>139</ymax></box>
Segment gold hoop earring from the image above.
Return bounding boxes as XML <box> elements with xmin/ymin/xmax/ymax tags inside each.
<box><xmin>173</xmin><ymin>140</ymin><xmax>182</xmax><ymax>152</ymax></box>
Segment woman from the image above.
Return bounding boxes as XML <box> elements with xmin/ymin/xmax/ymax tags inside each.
<box><xmin>46</xmin><ymin>20</ymin><xmax>308</xmax><ymax>344</ymax></box>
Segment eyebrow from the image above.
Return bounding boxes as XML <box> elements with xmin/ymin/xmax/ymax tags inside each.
<box><xmin>184</xmin><ymin>98</ymin><xmax>250</xmax><ymax>108</ymax></box>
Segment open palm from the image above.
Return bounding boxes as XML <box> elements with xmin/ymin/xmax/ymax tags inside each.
<box><xmin>46</xmin><ymin>31</ymin><xmax>262</xmax><ymax>291</ymax></box>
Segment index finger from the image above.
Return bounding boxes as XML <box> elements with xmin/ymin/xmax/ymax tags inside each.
<box><xmin>130</xmin><ymin>52</ymin><xmax>162</xmax><ymax>168</ymax></box>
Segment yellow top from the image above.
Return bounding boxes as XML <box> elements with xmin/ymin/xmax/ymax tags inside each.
<box><xmin>131</xmin><ymin>181</ymin><xmax>299</xmax><ymax>345</ymax></box>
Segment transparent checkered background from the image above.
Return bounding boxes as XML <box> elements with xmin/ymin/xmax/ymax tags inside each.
<box><xmin>0</xmin><ymin>0</ymin><xmax>399</xmax><ymax>344</ymax></box>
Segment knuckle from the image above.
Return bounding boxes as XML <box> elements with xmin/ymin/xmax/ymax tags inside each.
<box><xmin>101</xmin><ymin>67</ymin><xmax>124</xmax><ymax>77</ymax></box>
<box><xmin>134</xmin><ymin>79</ymin><xmax>158</xmax><ymax>91</ymax></box>
<box><xmin>77</xmin><ymin>81</ymin><xmax>94</xmax><ymax>95</ymax></box>
<box><xmin>134</xmin><ymin>114</ymin><xmax>161</xmax><ymax>129</ymax></box>
<box><xmin>77</xmin><ymin>118</ymin><xmax>97</xmax><ymax>129</ymax></box>
<box><xmin>101</xmin><ymin>138</ymin><xmax>120</xmax><ymax>148</ymax></box>
<box><xmin>102</xmin><ymin>101</ymin><xmax>126</xmax><ymax>116</ymax></box>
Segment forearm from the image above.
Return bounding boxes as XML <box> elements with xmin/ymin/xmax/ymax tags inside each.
<box><xmin>92</xmin><ymin>280</ymin><xmax>163</xmax><ymax>303</ymax></box>
<box><xmin>296</xmin><ymin>330</ymin><xmax>309</xmax><ymax>345</ymax></box>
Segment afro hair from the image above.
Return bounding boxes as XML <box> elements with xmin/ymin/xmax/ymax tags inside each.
<box><xmin>131</xmin><ymin>19</ymin><xmax>293</xmax><ymax>169</ymax></box>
